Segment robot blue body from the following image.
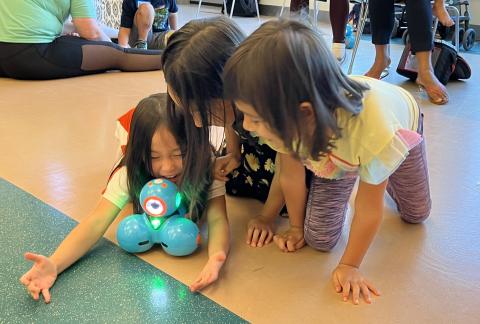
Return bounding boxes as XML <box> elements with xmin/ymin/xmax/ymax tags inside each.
<box><xmin>116</xmin><ymin>179</ymin><xmax>200</xmax><ymax>256</ymax></box>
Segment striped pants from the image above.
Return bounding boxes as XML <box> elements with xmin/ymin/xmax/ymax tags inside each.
<box><xmin>304</xmin><ymin>116</ymin><xmax>431</xmax><ymax>251</ymax></box>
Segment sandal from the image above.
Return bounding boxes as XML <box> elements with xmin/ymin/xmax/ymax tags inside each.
<box><xmin>416</xmin><ymin>79</ymin><xmax>449</xmax><ymax>105</ymax></box>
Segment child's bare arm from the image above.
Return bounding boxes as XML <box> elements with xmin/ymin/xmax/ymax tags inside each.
<box><xmin>274</xmin><ymin>153</ymin><xmax>307</xmax><ymax>252</ymax></box>
<box><xmin>168</xmin><ymin>12</ymin><xmax>178</xmax><ymax>30</ymax></box>
<box><xmin>189</xmin><ymin>196</ymin><xmax>229</xmax><ymax>292</ymax></box>
<box><xmin>20</xmin><ymin>198</ymin><xmax>120</xmax><ymax>303</ymax></box>
<box><xmin>332</xmin><ymin>179</ymin><xmax>386</xmax><ymax>304</ymax></box>
<box><xmin>50</xmin><ymin>198</ymin><xmax>121</xmax><ymax>273</ymax></box>
<box><xmin>246</xmin><ymin>163</ymin><xmax>284</xmax><ymax>247</ymax></box>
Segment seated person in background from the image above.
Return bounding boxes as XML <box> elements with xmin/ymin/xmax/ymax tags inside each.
<box><xmin>0</xmin><ymin>0</ymin><xmax>163</xmax><ymax>80</ymax></box>
<box><xmin>118</xmin><ymin>0</ymin><xmax>178</xmax><ymax>50</ymax></box>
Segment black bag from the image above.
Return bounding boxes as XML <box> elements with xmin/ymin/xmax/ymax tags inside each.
<box><xmin>396</xmin><ymin>40</ymin><xmax>471</xmax><ymax>85</ymax></box>
<box><xmin>222</xmin><ymin>0</ymin><xmax>257</xmax><ymax>17</ymax></box>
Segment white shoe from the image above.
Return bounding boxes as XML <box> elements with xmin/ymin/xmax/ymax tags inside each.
<box><xmin>332</xmin><ymin>42</ymin><xmax>346</xmax><ymax>63</ymax></box>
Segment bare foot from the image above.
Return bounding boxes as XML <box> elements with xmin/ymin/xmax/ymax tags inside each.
<box><xmin>416</xmin><ymin>70</ymin><xmax>449</xmax><ymax>105</ymax></box>
<box><xmin>365</xmin><ymin>57</ymin><xmax>391</xmax><ymax>79</ymax></box>
<box><xmin>433</xmin><ymin>2</ymin><xmax>454</xmax><ymax>27</ymax></box>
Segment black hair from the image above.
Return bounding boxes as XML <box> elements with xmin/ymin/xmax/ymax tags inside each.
<box><xmin>122</xmin><ymin>93</ymin><xmax>207</xmax><ymax>221</ymax></box>
<box><xmin>161</xmin><ymin>16</ymin><xmax>245</xmax><ymax>200</ymax></box>
<box><xmin>224</xmin><ymin>19</ymin><xmax>369</xmax><ymax>160</ymax></box>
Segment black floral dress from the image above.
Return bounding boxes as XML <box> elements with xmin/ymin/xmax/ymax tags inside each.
<box><xmin>225</xmin><ymin>112</ymin><xmax>277</xmax><ymax>203</ymax></box>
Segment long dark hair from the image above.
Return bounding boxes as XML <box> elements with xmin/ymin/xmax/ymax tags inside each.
<box><xmin>161</xmin><ymin>16</ymin><xmax>245</xmax><ymax>199</ymax></box>
<box><xmin>224</xmin><ymin>19</ymin><xmax>369</xmax><ymax>160</ymax></box>
<box><xmin>122</xmin><ymin>93</ymin><xmax>206</xmax><ymax>221</ymax></box>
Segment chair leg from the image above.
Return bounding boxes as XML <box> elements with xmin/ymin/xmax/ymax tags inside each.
<box><xmin>223</xmin><ymin>0</ymin><xmax>228</xmax><ymax>16</ymax></box>
<box><xmin>348</xmin><ymin>0</ymin><xmax>369</xmax><ymax>74</ymax></box>
<box><xmin>280</xmin><ymin>0</ymin><xmax>287</xmax><ymax>17</ymax></box>
<box><xmin>196</xmin><ymin>0</ymin><xmax>202</xmax><ymax>18</ymax></box>
<box><xmin>313</xmin><ymin>0</ymin><xmax>318</xmax><ymax>30</ymax></box>
<box><xmin>255</xmin><ymin>0</ymin><xmax>261</xmax><ymax>24</ymax></box>
<box><xmin>230</xmin><ymin>0</ymin><xmax>236</xmax><ymax>18</ymax></box>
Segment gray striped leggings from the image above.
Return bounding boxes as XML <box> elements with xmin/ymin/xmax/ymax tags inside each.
<box><xmin>304</xmin><ymin>117</ymin><xmax>431</xmax><ymax>251</ymax></box>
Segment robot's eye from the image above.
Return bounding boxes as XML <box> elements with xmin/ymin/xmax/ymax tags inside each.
<box><xmin>143</xmin><ymin>197</ymin><xmax>166</xmax><ymax>216</ymax></box>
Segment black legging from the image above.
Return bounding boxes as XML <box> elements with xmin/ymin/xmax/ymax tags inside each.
<box><xmin>369</xmin><ymin>0</ymin><xmax>433</xmax><ymax>52</ymax></box>
<box><xmin>330</xmin><ymin>0</ymin><xmax>349</xmax><ymax>43</ymax></box>
<box><xmin>0</xmin><ymin>36</ymin><xmax>162</xmax><ymax>80</ymax></box>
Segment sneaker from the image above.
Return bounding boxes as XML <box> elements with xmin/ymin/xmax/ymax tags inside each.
<box><xmin>133</xmin><ymin>40</ymin><xmax>148</xmax><ymax>50</ymax></box>
<box><xmin>332</xmin><ymin>42</ymin><xmax>346</xmax><ymax>63</ymax></box>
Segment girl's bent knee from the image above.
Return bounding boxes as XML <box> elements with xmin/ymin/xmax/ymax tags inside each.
<box><xmin>304</xmin><ymin>230</ymin><xmax>340</xmax><ymax>252</ymax></box>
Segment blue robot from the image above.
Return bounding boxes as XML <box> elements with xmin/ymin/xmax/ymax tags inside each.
<box><xmin>116</xmin><ymin>178</ymin><xmax>200</xmax><ymax>256</ymax></box>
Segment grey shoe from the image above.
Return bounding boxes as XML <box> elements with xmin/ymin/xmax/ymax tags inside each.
<box><xmin>133</xmin><ymin>40</ymin><xmax>148</xmax><ymax>50</ymax></box>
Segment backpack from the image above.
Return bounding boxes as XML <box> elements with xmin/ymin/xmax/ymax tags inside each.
<box><xmin>222</xmin><ymin>0</ymin><xmax>257</xmax><ymax>17</ymax></box>
<box><xmin>396</xmin><ymin>39</ymin><xmax>471</xmax><ymax>85</ymax></box>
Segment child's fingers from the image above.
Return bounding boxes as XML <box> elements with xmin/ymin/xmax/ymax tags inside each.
<box><xmin>332</xmin><ymin>274</ymin><xmax>342</xmax><ymax>293</ymax></box>
<box><xmin>257</xmin><ymin>230</ymin><xmax>268</xmax><ymax>247</ymax></box>
<box><xmin>365</xmin><ymin>279</ymin><xmax>381</xmax><ymax>296</ymax></box>
<box><xmin>42</xmin><ymin>289</ymin><xmax>51</xmax><ymax>304</ymax></box>
<box><xmin>352</xmin><ymin>284</ymin><xmax>360</xmax><ymax>305</ymax></box>
<box><xmin>189</xmin><ymin>277</ymin><xmax>203</xmax><ymax>292</ymax></box>
<box><xmin>286</xmin><ymin>239</ymin><xmax>296</xmax><ymax>252</ymax></box>
<box><xmin>265</xmin><ymin>231</ymin><xmax>274</xmax><ymax>245</ymax></box>
<box><xmin>246</xmin><ymin>226</ymin><xmax>254</xmax><ymax>244</ymax></box>
<box><xmin>295</xmin><ymin>238</ymin><xmax>305</xmax><ymax>250</ymax></box>
<box><xmin>24</xmin><ymin>252</ymin><xmax>42</xmax><ymax>264</ymax></box>
<box><xmin>342</xmin><ymin>282</ymin><xmax>351</xmax><ymax>301</ymax></box>
<box><xmin>250</xmin><ymin>229</ymin><xmax>260</xmax><ymax>247</ymax></box>
<box><xmin>360</xmin><ymin>284</ymin><xmax>371</xmax><ymax>304</ymax></box>
<box><xmin>273</xmin><ymin>235</ymin><xmax>287</xmax><ymax>252</ymax></box>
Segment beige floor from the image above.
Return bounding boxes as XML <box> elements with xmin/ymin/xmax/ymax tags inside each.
<box><xmin>1</xmin><ymin>6</ymin><xmax>480</xmax><ymax>323</ymax></box>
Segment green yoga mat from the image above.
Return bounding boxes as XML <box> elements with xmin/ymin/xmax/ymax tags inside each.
<box><xmin>0</xmin><ymin>178</ymin><xmax>246</xmax><ymax>323</ymax></box>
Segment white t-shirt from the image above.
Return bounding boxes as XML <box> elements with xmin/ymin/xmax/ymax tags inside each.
<box><xmin>103</xmin><ymin>166</ymin><xmax>226</xmax><ymax>210</ymax></box>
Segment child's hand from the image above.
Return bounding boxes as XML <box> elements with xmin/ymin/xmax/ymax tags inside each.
<box><xmin>332</xmin><ymin>263</ymin><xmax>381</xmax><ymax>305</ymax></box>
<box><xmin>19</xmin><ymin>253</ymin><xmax>58</xmax><ymax>303</ymax></box>
<box><xmin>189</xmin><ymin>252</ymin><xmax>226</xmax><ymax>292</ymax></box>
<box><xmin>273</xmin><ymin>226</ymin><xmax>305</xmax><ymax>252</ymax></box>
<box><xmin>246</xmin><ymin>215</ymin><xmax>276</xmax><ymax>247</ymax></box>
<box><xmin>213</xmin><ymin>153</ymin><xmax>240</xmax><ymax>181</ymax></box>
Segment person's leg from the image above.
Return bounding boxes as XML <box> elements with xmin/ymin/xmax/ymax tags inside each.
<box><xmin>0</xmin><ymin>37</ymin><xmax>162</xmax><ymax>80</ymax></box>
<box><xmin>304</xmin><ymin>176</ymin><xmax>357</xmax><ymax>251</ymax></box>
<box><xmin>148</xmin><ymin>31</ymin><xmax>172</xmax><ymax>50</ymax></box>
<box><xmin>290</xmin><ymin>0</ymin><xmax>309</xmax><ymax>22</ymax></box>
<box><xmin>433</xmin><ymin>0</ymin><xmax>454</xmax><ymax>27</ymax></box>
<box><xmin>132</xmin><ymin>3</ymin><xmax>155</xmax><ymax>49</ymax></box>
<box><xmin>386</xmin><ymin>114</ymin><xmax>431</xmax><ymax>223</ymax></box>
<box><xmin>406</xmin><ymin>0</ymin><xmax>449</xmax><ymax>105</ymax></box>
<box><xmin>365</xmin><ymin>0</ymin><xmax>394</xmax><ymax>79</ymax></box>
<box><xmin>330</xmin><ymin>0</ymin><xmax>349</xmax><ymax>62</ymax></box>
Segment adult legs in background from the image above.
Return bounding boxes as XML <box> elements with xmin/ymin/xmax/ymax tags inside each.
<box><xmin>366</xmin><ymin>0</ymin><xmax>448</xmax><ymax>104</ymax></box>
<box><xmin>131</xmin><ymin>3</ymin><xmax>155</xmax><ymax>49</ymax></box>
<box><xmin>330</xmin><ymin>0</ymin><xmax>349</xmax><ymax>62</ymax></box>
<box><xmin>407</xmin><ymin>0</ymin><xmax>448</xmax><ymax>104</ymax></box>
<box><xmin>0</xmin><ymin>36</ymin><xmax>162</xmax><ymax>80</ymax></box>
<box><xmin>365</xmin><ymin>0</ymin><xmax>394</xmax><ymax>79</ymax></box>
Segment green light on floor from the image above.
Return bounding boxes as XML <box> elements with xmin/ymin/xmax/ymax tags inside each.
<box><xmin>150</xmin><ymin>217</ymin><xmax>162</xmax><ymax>229</ymax></box>
<box><xmin>152</xmin><ymin>277</ymin><xmax>165</xmax><ymax>289</ymax></box>
<box><xmin>178</xmin><ymin>286</ymin><xmax>188</xmax><ymax>300</ymax></box>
